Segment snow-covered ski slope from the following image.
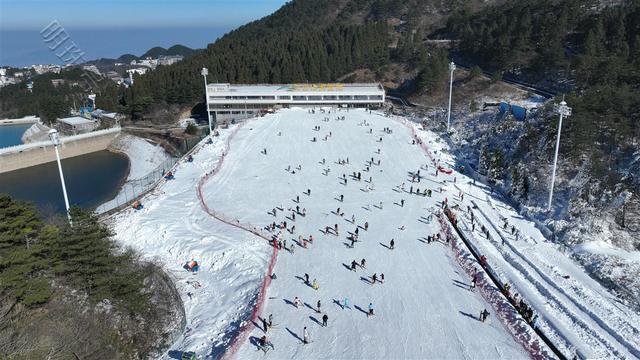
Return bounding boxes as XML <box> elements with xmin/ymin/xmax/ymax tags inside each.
<box><xmin>199</xmin><ymin>108</ymin><xmax>528</xmax><ymax>359</ymax></box>
<box><xmin>109</xmin><ymin>107</ymin><xmax>638</xmax><ymax>359</ymax></box>
<box><xmin>412</xmin><ymin>127</ymin><xmax>640</xmax><ymax>359</ymax></box>
<box><xmin>108</xmin><ymin>128</ymin><xmax>273</xmax><ymax>359</ymax></box>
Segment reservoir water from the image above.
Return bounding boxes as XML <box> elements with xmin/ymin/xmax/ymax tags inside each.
<box><xmin>0</xmin><ymin>124</ymin><xmax>31</xmax><ymax>148</ymax></box>
<box><xmin>0</xmin><ymin>150</ymin><xmax>129</xmax><ymax>214</ymax></box>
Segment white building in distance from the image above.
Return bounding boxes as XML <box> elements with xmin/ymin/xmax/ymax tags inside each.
<box><xmin>56</xmin><ymin>116</ymin><xmax>98</xmax><ymax>135</ymax></box>
<box><xmin>158</xmin><ymin>55</ymin><xmax>183</xmax><ymax>66</ymax></box>
<box><xmin>206</xmin><ymin>83</ymin><xmax>385</xmax><ymax>122</ymax></box>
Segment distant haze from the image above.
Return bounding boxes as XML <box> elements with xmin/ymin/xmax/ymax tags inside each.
<box><xmin>1</xmin><ymin>26</ymin><xmax>230</xmax><ymax>67</ymax></box>
<box><xmin>0</xmin><ymin>0</ymin><xmax>288</xmax><ymax>67</ymax></box>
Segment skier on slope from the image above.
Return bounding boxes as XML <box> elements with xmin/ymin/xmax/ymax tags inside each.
<box><xmin>322</xmin><ymin>313</ymin><xmax>329</xmax><ymax>327</ymax></box>
<box><xmin>304</xmin><ymin>273</ymin><xmax>310</xmax><ymax>284</ymax></box>
<box><xmin>343</xmin><ymin>297</ymin><xmax>350</xmax><ymax>309</ymax></box>
<box><xmin>312</xmin><ymin>278</ymin><xmax>319</xmax><ymax>290</ymax></box>
<box><xmin>364</xmin><ymin>221</ymin><xmax>369</xmax><ymax>231</ymax></box>
<box><xmin>303</xmin><ymin>327</ymin><xmax>310</xmax><ymax>344</ymax></box>
<box><xmin>259</xmin><ymin>335</ymin><xmax>274</xmax><ymax>353</ymax></box>
<box><xmin>480</xmin><ymin>309</ymin><xmax>490</xmax><ymax>322</ymax></box>
<box><xmin>390</xmin><ymin>238</ymin><xmax>395</xmax><ymax>250</ymax></box>
<box><xmin>368</xmin><ymin>303</ymin><xmax>375</xmax><ymax>317</ymax></box>
<box><xmin>294</xmin><ymin>297</ymin><xmax>303</xmax><ymax>308</ymax></box>
<box><xmin>372</xmin><ymin>273</ymin><xmax>377</xmax><ymax>284</ymax></box>
<box><xmin>360</xmin><ymin>258</ymin><xmax>366</xmax><ymax>268</ymax></box>
<box><xmin>351</xmin><ymin>260</ymin><xmax>358</xmax><ymax>271</ymax></box>
<box><xmin>262</xmin><ymin>317</ymin><xmax>268</xmax><ymax>332</ymax></box>
<box><xmin>380</xmin><ymin>273</ymin><xmax>385</xmax><ymax>283</ymax></box>
<box><xmin>268</xmin><ymin>314</ymin><xmax>273</xmax><ymax>328</ymax></box>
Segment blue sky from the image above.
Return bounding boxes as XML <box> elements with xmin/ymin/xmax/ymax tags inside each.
<box><xmin>0</xmin><ymin>0</ymin><xmax>289</xmax><ymax>66</ymax></box>
<box><xmin>0</xmin><ymin>0</ymin><xmax>289</xmax><ymax>30</ymax></box>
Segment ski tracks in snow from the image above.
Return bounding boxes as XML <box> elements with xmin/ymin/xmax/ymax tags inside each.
<box><xmin>466</xmin><ymin>202</ymin><xmax>640</xmax><ymax>359</ymax></box>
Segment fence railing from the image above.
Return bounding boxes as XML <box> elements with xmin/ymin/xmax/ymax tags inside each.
<box><xmin>96</xmin><ymin>132</ymin><xmax>207</xmax><ymax>215</ymax></box>
<box><xmin>95</xmin><ymin>157</ymin><xmax>179</xmax><ymax>214</ymax></box>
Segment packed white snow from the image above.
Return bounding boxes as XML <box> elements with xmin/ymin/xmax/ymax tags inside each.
<box><xmin>411</xmin><ymin>123</ymin><xmax>640</xmax><ymax>359</ymax></box>
<box><xmin>107</xmin><ymin>107</ymin><xmax>639</xmax><ymax>360</ymax></box>
<box><xmin>110</xmin><ymin>134</ymin><xmax>172</xmax><ymax>180</ymax></box>
<box><xmin>197</xmin><ymin>109</ymin><xmax>526</xmax><ymax>359</ymax></box>
<box><xmin>96</xmin><ymin>134</ymin><xmax>173</xmax><ymax>213</ymax></box>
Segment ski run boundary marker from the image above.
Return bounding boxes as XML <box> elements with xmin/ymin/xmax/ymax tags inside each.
<box><xmin>195</xmin><ymin>118</ymin><xmax>279</xmax><ymax>360</ymax></box>
<box><xmin>194</xmin><ymin>112</ymin><xmax>561</xmax><ymax>359</ymax></box>
<box><xmin>389</xmin><ymin>114</ymin><xmax>560</xmax><ymax>360</ymax></box>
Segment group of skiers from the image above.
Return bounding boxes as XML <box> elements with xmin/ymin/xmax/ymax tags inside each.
<box><xmin>254</xmin><ymin>111</ymin><xmax>510</xmax><ymax>355</ymax></box>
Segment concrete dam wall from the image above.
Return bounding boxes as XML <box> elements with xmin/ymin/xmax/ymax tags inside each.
<box><xmin>0</xmin><ymin>128</ymin><xmax>121</xmax><ymax>174</ymax></box>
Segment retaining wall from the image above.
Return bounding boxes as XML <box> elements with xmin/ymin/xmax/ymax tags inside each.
<box><xmin>0</xmin><ymin>128</ymin><xmax>121</xmax><ymax>174</ymax></box>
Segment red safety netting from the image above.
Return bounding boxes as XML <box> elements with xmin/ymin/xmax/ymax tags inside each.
<box><xmin>194</xmin><ymin>120</ymin><xmax>279</xmax><ymax>360</ymax></box>
<box><xmin>437</xmin><ymin>214</ymin><xmax>553</xmax><ymax>359</ymax></box>
<box><xmin>392</xmin><ymin>114</ymin><xmax>553</xmax><ymax>359</ymax></box>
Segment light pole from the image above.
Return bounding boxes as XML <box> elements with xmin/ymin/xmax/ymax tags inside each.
<box><xmin>201</xmin><ymin>67</ymin><xmax>212</xmax><ymax>135</ymax></box>
<box><xmin>48</xmin><ymin>129</ymin><xmax>72</xmax><ymax>224</ymax></box>
<box><xmin>446</xmin><ymin>61</ymin><xmax>456</xmax><ymax>132</ymax></box>
<box><xmin>547</xmin><ymin>99</ymin><xmax>572</xmax><ymax>211</ymax></box>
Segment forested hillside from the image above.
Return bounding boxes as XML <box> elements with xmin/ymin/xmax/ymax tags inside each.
<box><xmin>121</xmin><ymin>22</ymin><xmax>390</xmax><ymax>118</ymax></box>
<box><xmin>0</xmin><ymin>196</ymin><xmax>182</xmax><ymax>358</ymax></box>
<box><xmin>442</xmin><ymin>1</ymin><xmax>640</xmax><ymax>215</ymax></box>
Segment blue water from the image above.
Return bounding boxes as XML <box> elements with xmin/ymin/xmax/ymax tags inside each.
<box><xmin>0</xmin><ymin>150</ymin><xmax>129</xmax><ymax>214</ymax></box>
<box><xmin>0</xmin><ymin>124</ymin><xmax>30</xmax><ymax>148</ymax></box>
<box><xmin>1</xmin><ymin>26</ymin><xmax>230</xmax><ymax>67</ymax></box>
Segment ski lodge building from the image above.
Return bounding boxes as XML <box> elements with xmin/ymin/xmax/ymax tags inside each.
<box><xmin>205</xmin><ymin>83</ymin><xmax>385</xmax><ymax>122</ymax></box>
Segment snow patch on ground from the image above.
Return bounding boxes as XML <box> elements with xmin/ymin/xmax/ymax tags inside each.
<box><xmin>95</xmin><ymin>135</ymin><xmax>174</xmax><ymax>213</ymax></box>
<box><xmin>574</xmin><ymin>241</ymin><xmax>640</xmax><ymax>262</ymax></box>
<box><xmin>409</xmin><ymin>120</ymin><xmax>640</xmax><ymax>359</ymax></box>
<box><xmin>107</xmin><ymin>108</ymin><xmax>639</xmax><ymax>360</ymax></box>
<box><xmin>110</xmin><ymin>134</ymin><xmax>172</xmax><ymax>180</ymax></box>
<box><xmin>107</xmin><ymin>127</ymin><xmax>270</xmax><ymax>358</ymax></box>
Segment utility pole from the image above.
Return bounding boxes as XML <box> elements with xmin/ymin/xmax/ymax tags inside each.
<box><xmin>201</xmin><ymin>67</ymin><xmax>212</xmax><ymax>135</ymax></box>
<box><xmin>548</xmin><ymin>99</ymin><xmax>572</xmax><ymax>211</ymax></box>
<box><xmin>48</xmin><ymin>129</ymin><xmax>72</xmax><ymax>225</ymax></box>
<box><xmin>446</xmin><ymin>61</ymin><xmax>456</xmax><ymax>132</ymax></box>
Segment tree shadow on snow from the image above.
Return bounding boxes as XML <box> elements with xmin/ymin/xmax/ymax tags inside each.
<box><xmin>167</xmin><ymin>350</ymin><xmax>184</xmax><ymax>359</ymax></box>
<box><xmin>286</xmin><ymin>327</ymin><xmax>304</xmax><ymax>343</ymax></box>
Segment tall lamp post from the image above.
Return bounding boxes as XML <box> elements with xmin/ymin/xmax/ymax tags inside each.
<box><xmin>201</xmin><ymin>67</ymin><xmax>212</xmax><ymax>135</ymax></box>
<box><xmin>446</xmin><ymin>61</ymin><xmax>456</xmax><ymax>132</ymax></box>
<box><xmin>547</xmin><ymin>99</ymin><xmax>572</xmax><ymax>211</ymax></box>
<box><xmin>48</xmin><ymin>129</ymin><xmax>72</xmax><ymax>224</ymax></box>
